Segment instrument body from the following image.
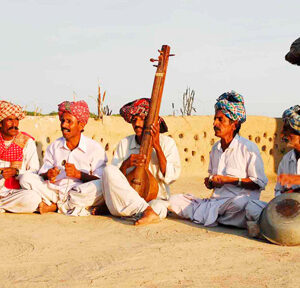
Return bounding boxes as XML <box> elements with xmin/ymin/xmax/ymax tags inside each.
<box><xmin>126</xmin><ymin>45</ymin><xmax>171</xmax><ymax>202</ymax></box>
<box><xmin>259</xmin><ymin>191</ymin><xmax>300</xmax><ymax>246</ymax></box>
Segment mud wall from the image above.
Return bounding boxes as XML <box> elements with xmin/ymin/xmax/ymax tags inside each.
<box><xmin>20</xmin><ymin>115</ymin><xmax>286</xmax><ymax>180</ymax></box>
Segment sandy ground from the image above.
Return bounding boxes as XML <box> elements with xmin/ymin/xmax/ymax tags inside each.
<box><xmin>1</xmin><ymin>178</ymin><xmax>299</xmax><ymax>288</ymax></box>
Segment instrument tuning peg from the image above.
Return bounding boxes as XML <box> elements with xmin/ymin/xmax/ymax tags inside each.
<box><xmin>150</xmin><ymin>58</ymin><xmax>159</xmax><ymax>62</ymax></box>
<box><xmin>153</xmin><ymin>65</ymin><xmax>158</xmax><ymax>67</ymax></box>
<box><xmin>169</xmin><ymin>54</ymin><xmax>175</xmax><ymax>57</ymax></box>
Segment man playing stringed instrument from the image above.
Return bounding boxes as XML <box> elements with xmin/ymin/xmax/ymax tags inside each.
<box><xmin>0</xmin><ymin>100</ymin><xmax>40</xmax><ymax>213</ymax></box>
<box><xmin>102</xmin><ymin>98</ymin><xmax>181</xmax><ymax>225</ymax></box>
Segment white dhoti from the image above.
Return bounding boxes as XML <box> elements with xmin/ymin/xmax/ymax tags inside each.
<box><xmin>169</xmin><ymin>194</ymin><xmax>267</xmax><ymax>228</ymax></box>
<box><xmin>58</xmin><ymin>180</ymin><xmax>104</xmax><ymax>216</ymax></box>
<box><xmin>102</xmin><ymin>165</ymin><xmax>169</xmax><ymax>219</ymax></box>
<box><xmin>0</xmin><ymin>189</ymin><xmax>41</xmax><ymax>213</ymax></box>
<box><xmin>1</xmin><ymin>172</ymin><xmax>103</xmax><ymax>216</ymax></box>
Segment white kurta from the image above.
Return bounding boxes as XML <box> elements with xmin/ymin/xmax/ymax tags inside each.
<box><xmin>0</xmin><ymin>137</ymin><xmax>40</xmax><ymax>213</ymax></box>
<box><xmin>103</xmin><ymin>134</ymin><xmax>181</xmax><ymax>219</ymax></box>
<box><xmin>169</xmin><ymin>135</ymin><xmax>268</xmax><ymax>227</ymax></box>
<box><xmin>275</xmin><ymin>149</ymin><xmax>300</xmax><ymax>197</ymax></box>
<box><xmin>5</xmin><ymin>134</ymin><xmax>107</xmax><ymax>216</ymax></box>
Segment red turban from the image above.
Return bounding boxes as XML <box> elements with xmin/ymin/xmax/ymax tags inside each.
<box><xmin>120</xmin><ymin>98</ymin><xmax>168</xmax><ymax>133</ymax></box>
<box><xmin>0</xmin><ymin>101</ymin><xmax>26</xmax><ymax>122</ymax></box>
<box><xmin>58</xmin><ymin>100</ymin><xmax>90</xmax><ymax>125</ymax></box>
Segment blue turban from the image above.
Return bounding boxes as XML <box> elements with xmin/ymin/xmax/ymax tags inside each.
<box><xmin>282</xmin><ymin>105</ymin><xmax>300</xmax><ymax>133</ymax></box>
<box><xmin>215</xmin><ymin>91</ymin><xmax>246</xmax><ymax>123</ymax></box>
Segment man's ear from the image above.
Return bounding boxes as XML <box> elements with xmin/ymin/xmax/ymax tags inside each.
<box><xmin>234</xmin><ymin>120</ymin><xmax>239</xmax><ymax>130</ymax></box>
<box><xmin>230</xmin><ymin>120</ymin><xmax>238</xmax><ymax>132</ymax></box>
<box><xmin>78</xmin><ymin>122</ymin><xmax>85</xmax><ymax>132</ymax></box>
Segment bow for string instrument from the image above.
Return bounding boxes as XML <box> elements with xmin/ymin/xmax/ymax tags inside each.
<box><xmin>126</xmin><ymin>45</ymin><xmax>174</xmax><ymax>202</ymax></box>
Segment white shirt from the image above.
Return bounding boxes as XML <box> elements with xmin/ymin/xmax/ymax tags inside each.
<box><xmin>39</xmin><ymin>135</ymin><xmax>107</xmax><ymax>192</ymax></box>
<box><xmin>0</xmin><ymin>137</ymin><xmax>39</xmax><ymax>190</ymax></box>
<box><xmin>209</xmin><ymin>135</ymin><xmax>268</xmax><ymax>200</ymax></box>
<box><xmin>111</xmin><ymin>134</ymin><xmax>181</xmax><ymax>200</ymax></box>
<box><xmin>275</xmin><ymin>149</ymin><xmax>300</xmax><ymax>196</ymax></box>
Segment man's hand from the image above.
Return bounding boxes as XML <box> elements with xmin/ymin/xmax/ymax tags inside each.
<box><xmin>120</xmin><ymin>154</ymin><xmax>146</xmax><ymax>175</ymax></box>
<box><xmin>150</xmin><ymin>121</ymin><xmax>167</xmax><ymax>176</ymax></box>
<box><xmin>65</xmin><ymin>163</ymin><xmax>81</xmax><ymax>179</ymax></box>
<box><xmin>150</xmin><ymin>122</ymin><xmax>160</xmax><ymax>150</ymax></box>
<box><xmin>47</xmin><ymin>167</ymin><xmax>60</xmax><ymax>183</ymax></box>
<box><xmin>204</xmin><ymin>175</ymin><xmax>225</xmax><ymax>189</ymax></box>
<box><xmin>126</xmin><ymin>154</ymin><xmax>146</xmax><ymax>168</ymax></box>
<box><xmin>0</xmin><ymin>167</ymin><xmax>18</xmax><ymax>179</ymax></box>
<box><xmin>204</xmin><ymin>177</ymin><xmax>214</xmax><ymax>189</ymax></box>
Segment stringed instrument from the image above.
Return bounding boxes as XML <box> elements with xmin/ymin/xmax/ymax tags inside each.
<box><xmin>126</xmin><ymin>45</ymin><xmax>173</xmax><ymax>202</ymax></box>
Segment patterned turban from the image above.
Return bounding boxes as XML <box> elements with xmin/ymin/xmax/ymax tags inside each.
<box><xmin>120</xmin><ymin>98</ymin><xmax>168</xmax><ymax>133</ymax></box>
<box><xmin>58</xmin><ymin>100</ymin><xmax>90</xmax><ymax>125</ymax></box>
<box><xmin>215</xmin><ymin>91</ymin><xmax>246</xmax><ymax>123</ymax></box>
<box><xmin>0</xmin><ymin>101</ymin><xmax>26</xmax><ymax>122</ymax></box>
<box><xmin>282</xmin><ymin>105</ymin><xmax>300</xmax><ymax>134</ymax></box>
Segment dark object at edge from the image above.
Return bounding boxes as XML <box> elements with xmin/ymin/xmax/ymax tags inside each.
<box><xmin>285</xmin><ymin>37</ymin><xmax>300</xmax><ymax>65</ymax></box>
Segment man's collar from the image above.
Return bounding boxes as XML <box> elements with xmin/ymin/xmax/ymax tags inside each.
<box><xmin>61</xmin><ymin>134</ymin><xmax>87</xmax><ymax>152</ymax></box>
<box><xmin>289</xmin><ymin>149</ymin><xmax>299</xmax><ymax>162</ymax></box>
<box><xmin>216</xmin><ymin>134</ymin><xmax>240</xmax><ymax>152</ymax></box>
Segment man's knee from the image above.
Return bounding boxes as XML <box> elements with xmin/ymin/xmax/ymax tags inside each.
<box><xmin>16</xmin><ymin>190</ymin><xmax>42</xmax><ymax>212</ymax></box>
<box><xmin>19</xmin><ymin>172</ymin><xmax>40</xmax><ymax>189</ymax></box>
<box><xmin>245</xmin><ymin>200</ymin><xmax>267</xmax><ymax>222</ymax></box>
<box><xmin>23</xmin><ymin>190</ymin><xmax>42</xmax><ymax>204</ymax></box>
<box><xmin>230</xmin><ymin>196</ymin><xmax>249</xmax><ymax>212</ymax></box>
<box><xmin>168</xmin><ymin>194</ymin><xmax>194</xmax><ymax>220</ymax></box>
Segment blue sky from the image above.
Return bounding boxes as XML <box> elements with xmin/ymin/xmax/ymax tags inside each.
<box><xmin>0</xmin><ymin>0</ymin><xmax>299</xmax><ymax>116</ymax></box>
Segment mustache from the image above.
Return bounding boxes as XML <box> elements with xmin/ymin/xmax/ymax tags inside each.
<box><xmin>214</xmin><ymin>127</ymin><xmax>220</xmax><ymax>131</ymax></box>
<box><xmin>8</xmin><ymin>126</ymin><xmax>19</xmax><ymax>131</ymax></box>
<box><xmin>62</xmin><ymin>128</ymin><xmax>70</xmax><ymax>132</ymax></box>
<box><xmin>134</xmin><ymin>126</ymin><xmax>143</xmax><ymax>130</ymax></box>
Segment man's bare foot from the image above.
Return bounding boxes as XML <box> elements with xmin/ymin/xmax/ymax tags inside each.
<box><xmin>38</xmin><ymin>202</ymin><xmax>57</xmax><ymax>214</ymax></box>
<box><xmin>91</xmin><ymin>203</ymin><xmax>110</xmax><ymax>215</ymax></box>
<box><xmin>134</xmin><ymin>206</ymin><xmax>160</xmax><ymax>226</ymax></box>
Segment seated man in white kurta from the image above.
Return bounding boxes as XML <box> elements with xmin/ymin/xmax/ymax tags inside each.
<box><xmin>169</xmin><ymin>91</ymin><xmax>268</xmax><ymax>230</ymax></box>
<box><xmin>0</xmin><ymin>101</ymin><xmax>40</xmax><ymax>213</ymax></box>
<box><xmin>18</xmin><ymin>100</ymin><xmax>107</xmax><ymax>216</ymax></box>
<box><xmin>102</xmin><ymin>98</ymin><xmax>181</xmax><ymax>225</ymax></box>
<box><xmin>275</xmin><ymin>105</ymin><xmax>300</xmax><ymax>195</ymax></box>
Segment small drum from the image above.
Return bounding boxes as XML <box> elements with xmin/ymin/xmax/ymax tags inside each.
<box><xmin>259</xmin><ymin>192</ymin><xmax>300</xmax><ymax>246</ymax></box>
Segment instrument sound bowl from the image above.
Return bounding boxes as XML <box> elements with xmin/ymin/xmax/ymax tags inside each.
<box><xmin>259</xmin><ymin>192</ymin><xmax>300</xmax><ymax>246</ymax></box>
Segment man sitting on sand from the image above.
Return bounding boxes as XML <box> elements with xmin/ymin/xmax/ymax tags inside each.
<box><xmin>275</xmin><ymin>105</ymin><xmax>300</xmax><ymax>193</ymax></box>
<box><xmin>0</xmin><ymin>101</ymin><xmax>40</xmax><ymax>213</ymax></box>
<box><xmin>168</xmin><ymin>91</ymin><xmax>268</xmax><ymax>231</ymax></box>
<box><xmin>17</xmin><ymin>100</ymin><xmax>107</xmax><ymax>215</ymax></box>
<box><xmin>102</xmin><ymin>98</ymin><xmax>181</xmax><ymax>225</ymax></box>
